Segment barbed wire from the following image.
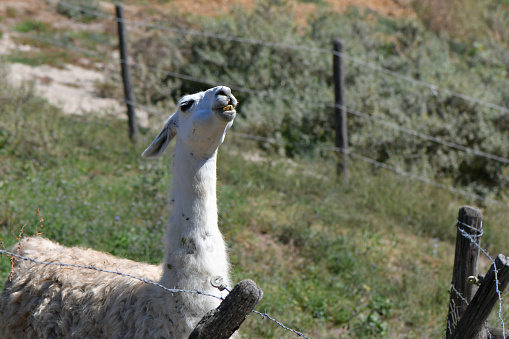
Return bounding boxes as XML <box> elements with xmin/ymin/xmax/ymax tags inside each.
<box><xmin>129</xmin><ymin>59</ymin><xmax>509</xmax><ymax>166</ymax></box>
<box><xmin>447</xmin><ymin>217</ymin><xmax>508</xmax><ymax>339</ymax></box>
<box><xmin>228</xmin><ymin>131</ymin><xmax>507</xmax><ymax>206</ymax></box>
<box><xmin>116</xmin><ymin>93</ymin><xmax>509</xmax><ymax>206</ymax></box>
<box><xmin>51</xmin><ymin>0</ymin><xmax>509</xmax><ymax>116</ymax></box>
<box><xmin>457</xmin><ymin>219</ymin><xmax>484</xmax><ymax>238</ymax></box>
<box><xmin>253</xmin><ymin>310</ymin><xmax>310</xmax><ymax>339</ymax></box>
<box><xmin>327</xmin><ymin>146</ymin><xmax>506</xmax><ymax>206</ymax></box>
<box><xmin>0</xmin><ymin>248</ymin><xmax>312</xmax><ymax>338</ymax></box>
<box><xmin>450</xmin><ymin>284</ymin><xmax>470</xmax><ymax>306</ymax></box>
<box><xmin>329</xmin><ymin>103</ymin><xmax>509</xmax><ymax>165</ymax></box>
<box><xmin>329</xmin><ymin>50</ymin><xmax>509</xmax><ymax>116</ymax></box>
<box><xmin>456</xmin><ymin>226</ymin><xmax>507</xmax><ymax>337</ymax></box>
<box><xmin>4</xmin><ymin>5</ymin><xmax>509</xmax><ymax>336</ymax></box>
<box><xmin>0</xmin><ymin>248</ymin><xmax>223</xmax><ymax>300</ymax></box>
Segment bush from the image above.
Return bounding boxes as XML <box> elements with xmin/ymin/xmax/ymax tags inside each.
<box><xmin>56</xmin><ymin>0</ymin><xmax>101</xmax><ymax>22</ymax></box>
<box><xmin>123</xmin><ymin>1</ymin><xmax>509</xmax><ymax>196</ymax></box>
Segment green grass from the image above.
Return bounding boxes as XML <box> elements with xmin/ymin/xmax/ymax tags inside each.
<box><xmin>1</xmin><ymin>68</ymin><xmax>508</xmax><ymax>338</ymax></box>
<box><xmin>6</xmin><ymin>49</ymin><xmax>79</xmax><ymax>67</ymax></box>
<box><xmin>8</xmin><ymin>27</ymin><xmax>114</xmax><ymax>68</ymax></box>
<box><xmin>14</xmin><ymin>20</ymin><xmax>51</xmax><ymax>33</ymax></box>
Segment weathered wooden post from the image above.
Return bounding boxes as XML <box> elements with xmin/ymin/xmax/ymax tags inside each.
<box><xmin>189</xmin><ymin>279</ymin><xmax>263</xmax><ymax>339</ymax></box>
<box><xmin>333</xmin><ymin>39</ymin><xmax>348</xmax><ymax>185</ymax></box>
<box><xmin>115</xmin><ymin>3</ymin><xmax>138</xmax><ymax>143</ymax></box>
<box><xmin>450</xmin><ymin>254</ymin><xmax>509</xmax><ymax>339</ymax></box>
<box><xmin>446</xmin><ymin>206</ymin><xmax>483</xmax><ymax>338</ymax></box>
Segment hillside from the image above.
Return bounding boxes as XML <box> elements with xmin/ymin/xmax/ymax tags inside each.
<box><xmin>1</xmin><ymin>0</ymin><xmax>508</xmax><ymax>338</ymax></box>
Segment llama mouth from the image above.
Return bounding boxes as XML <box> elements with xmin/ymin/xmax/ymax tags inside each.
<box><xmin>215</xmin><ymin>105</ymin><xmax>236</xmax><ymax>121</ymax></box>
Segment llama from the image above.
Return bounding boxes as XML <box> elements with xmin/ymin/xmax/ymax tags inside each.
<box><xmin>0</xmin><ymin>86</ymin><xmax>238</xmax><ymax>338</ymax></box>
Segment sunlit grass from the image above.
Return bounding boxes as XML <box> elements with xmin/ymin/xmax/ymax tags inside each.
<box><xmin>0</xmin><ymin>70</ymin><xmax>508</xmax><ymax>338</ymax></box>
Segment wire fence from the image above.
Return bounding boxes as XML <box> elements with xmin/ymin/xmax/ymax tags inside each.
<box><xmin>6</xmin><ymin>3</ymin><xmax>509</xmax><ymax>161</ymax></box>
<box><xmin>50</xmin><ymin>0</ymin><xmax>509</xmax><ymax>116</ymax></box>
<box><xmin>4</xmin><ymin>24</ymin><xmax>509</xmax><ymax>206</ymax></box>
<box><xmin>9</xmin><ymin>25</ymin><xmax>509</xmax><ymax>167</ymax></box>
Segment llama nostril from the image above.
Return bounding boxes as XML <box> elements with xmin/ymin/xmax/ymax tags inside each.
<box><xmin>217</xmin><ymin>89</ymin><xmax>227</xmax><ymax>97</ymax></box>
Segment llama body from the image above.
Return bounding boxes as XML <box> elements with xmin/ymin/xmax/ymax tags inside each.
<box><xmin>0</xmin><ymin>86</ymin><xmax>238</xmax><ymax>338</ymax></box>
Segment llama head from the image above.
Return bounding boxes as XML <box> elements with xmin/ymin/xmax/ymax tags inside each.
<box><xmin>142</xmin><ymin>86</ymin><xmax>237</xmax><ymax>159</ymax></box>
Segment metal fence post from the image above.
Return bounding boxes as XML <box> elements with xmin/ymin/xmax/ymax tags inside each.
<box><xmin>333</xmin><ymin>39</ymin><xmax>348</xmax><ymax>185</ymax></box>
<box><xmin>115</xmin><ymin>3</ymin><xmax>138</xmax><ymax>143</ymax></box>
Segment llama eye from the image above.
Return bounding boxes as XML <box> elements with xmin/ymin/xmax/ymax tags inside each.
<box><xmin>180</xmin><ymin>100</ymin><xmax>194</xmax><ymax>112</ymax></box>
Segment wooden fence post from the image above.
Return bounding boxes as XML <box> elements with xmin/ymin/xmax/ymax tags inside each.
<box><xmin>446</xmin><ymin>206</ymin><xmax>483</xmax><ymax>339</ymax></box>
<box><xmin>450</xmin><ymin>254</ymin><xmax>509</xmax><ymax>339</ymax></box>
<box><xmin>333</xmin><ymin>39</ymin><xmax>348</xmax><ymax>185</ymax></box>
<box><xmin>115</xmin><ymin>3</ymin><xmax>138</xmax><ymax>143</ymax></box>
<box><xmin>189</xmin><ymin>279</ymin><xmax>263</xmax><ymax>339</ymax></box>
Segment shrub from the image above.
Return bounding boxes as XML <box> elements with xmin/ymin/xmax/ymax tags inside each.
<box><xmin>122</xmin><ymin>0</ymin><xmax>509</xmax><ymax>196</ymax></box>
<box><xmin>56</xmin><ymin>0</ymin><xmax>101</xmax><ymax>22</ymax></box>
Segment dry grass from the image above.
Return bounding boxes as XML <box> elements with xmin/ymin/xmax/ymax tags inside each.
<box><xmin>413</xmin><ymin>0</ymin><xmax>509</xmax><ymax>43</ymax></box>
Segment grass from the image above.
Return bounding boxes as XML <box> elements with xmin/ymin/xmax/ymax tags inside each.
<box><xmin>6</xmin><ymin>49</ymin><xmax>81</xmax><ymax>68</ymax></box>
<box><xmin>8</xmin><ymin>26</ymin><xmax>115</xmax><ymax>68</ymax></box>
<box><xmin>13</xmin><ymin>20</ymin><xmax>50</xmax><ymax>33</ymax></box>
<box><xmin>1</xmin><ymin>69</ymin><xmax>508</xmax><ymax>338</ymax></box>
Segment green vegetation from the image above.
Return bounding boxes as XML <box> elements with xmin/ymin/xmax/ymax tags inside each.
<box><xmin>6</xmin><ymin>49</ymin><xmax>78</xmax><ymax>68</ymax></box>
<box><xmin>14</xmin><ymin>20</ymin><xmax>51</xmax><ymax>33</ymax></box>
<box><xmin>124</xmin><ymin>1</ymin><xmax>509</xmax><ymax>200</ymax></box>
<box><xmin>1</xmin><ymin>64</ymin><xmax>508</xmax><ymax>337</ymax></box>
<box><xmin>8</xmin><ymin>26</ymin><xmax>114</xmax><ymax>68</ymax></box>
<box><xmin>56</xmin><ymin>0</ymin><xmax>102</xmax><ymax>22</ymax></box>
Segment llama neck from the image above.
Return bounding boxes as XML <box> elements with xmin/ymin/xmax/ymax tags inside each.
<box><xmin>160</xmin><ymin>142</ymin><xmax>228</xmax><ymax>289</ymax></box>
<box><xmin>170</xmin><ymin>145</ymin><xmax>218</xmax><ymax>234</ymax></box>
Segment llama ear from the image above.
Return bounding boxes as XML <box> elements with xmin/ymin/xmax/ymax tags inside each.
<box><xmin>141</xmin><ymin>114</ymin><xmax>178</xmax><ymax>158</ymax></box>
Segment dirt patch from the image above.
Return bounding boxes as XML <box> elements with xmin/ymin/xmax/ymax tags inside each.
<box><xmin>1</xmin><ymin>31</ymin><xmax>147</xmax><ymax>126</ymax></box>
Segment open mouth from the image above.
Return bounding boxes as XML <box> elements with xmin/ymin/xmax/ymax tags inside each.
<box><xmin>222</xmin><ymin>104</ymin><xmax>235</xmax><ymax>112</ymax></box>
<box><xmin>215</xmin><ymin>105</ymin><xmax>236</xmax><ymax>121</ymax></box>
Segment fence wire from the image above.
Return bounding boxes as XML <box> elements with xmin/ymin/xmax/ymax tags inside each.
<box><xmin>0</xmin><ymin>248</ymin><xmax>311</xmax><ymax>338</ymax></box>
<box><xmin>6</xmin><ymin>22</ymin><xmax>509</xmax><ymax>168</ymax></box>
<box><xmin>128</xmin><ymin>59</ymin><xmax>509</xmax><ymax>166</ymax></box>
<box><xmin>117</xmin><ymin>95</ymin><xmax>507</xmax><ymax>207</ymax></box>
<box><xmin>50</xmin><ymin>0</ymin><xmax>509</xmax><ymax>116</ymax></box>
<box><xmin>230</xmin><ymin>131</ymin><xmax>507</xmax><ymax>206</ymax></box>
<box><xmin>113</xmin><ymin>93</ymin><xmax>508</xmax><ymax>206</ymax></box>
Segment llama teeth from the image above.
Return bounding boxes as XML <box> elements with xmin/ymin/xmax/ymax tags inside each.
<box><xmin>223</xmin><ymin>105</ymin><xmax>234</xmax><ymax>111</ymax></box>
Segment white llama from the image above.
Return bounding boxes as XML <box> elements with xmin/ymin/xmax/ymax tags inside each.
<box><xmin>0</xmin><ymin>86</ymin><xmax>238</xmax><ymax>338</ymax></box>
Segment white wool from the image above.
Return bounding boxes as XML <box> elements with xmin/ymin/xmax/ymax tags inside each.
<box><xmin>0</xmin><ymin>86</ymin><xmax>238</xmax><ymax>339</ymax></box>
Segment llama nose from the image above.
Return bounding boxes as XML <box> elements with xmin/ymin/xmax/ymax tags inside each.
<box><xmin>216</xmin><ymin>86</ymin><xmax>231</xmax><ymax>97</ymax></box>
<box><xmin>216</xmin><ymin>87</ymin><xmax>237</xmax><ymax>107</ymax></box>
